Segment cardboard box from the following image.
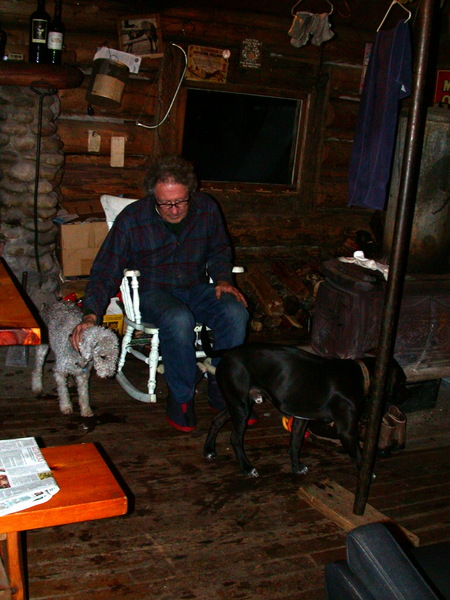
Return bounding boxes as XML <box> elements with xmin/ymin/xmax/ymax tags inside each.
<box><xmin>60</xmin><ymin>199</ymin><xmax>104</xmax><ymax>217</ymax></box>
<box><xmin>59</xmin><ymin>221</ymin><xmax>108</xmax><ymax>277</ymax></box>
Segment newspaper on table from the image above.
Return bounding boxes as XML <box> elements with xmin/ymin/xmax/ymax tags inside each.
<box><xmin>0</xmin><ymin>437</ymin><xmax>59</xmax><ymax>517</ymax></box>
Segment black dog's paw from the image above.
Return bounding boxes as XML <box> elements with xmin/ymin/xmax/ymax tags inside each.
<box><xmin>204</xmin><ymin>450</ymin><xmax>217</xmax><ymax>462</ymax></box>
<box><xmin>245</xmin><ymin>467</ymin><xmax>259</xmax><ymax>478</ymax></box>
<box><xmin>293</xmin><ymin>464</ymin><xmax>309</xmax><ymax>475</ymax></box>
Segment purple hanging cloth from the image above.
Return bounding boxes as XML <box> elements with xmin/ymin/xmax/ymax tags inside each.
<box><xmin>348</xmin><ymin>20</ymin><xmax>412</xmax><ymax>210</ymax></box>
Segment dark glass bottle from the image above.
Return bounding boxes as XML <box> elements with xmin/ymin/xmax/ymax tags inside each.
<box><xmin>0</xmin><ymin>24</ymin><xmax>6</xmax><ymax>61</ymax></box>
<box><xmin>29</xmin><ymin>0</ymin><xmax>50</xmax><ymax>63</ymax></box>
<box><xmin>47</xmin><ymin>0</ymin><xmax>65</xmax><ymax>65</ymax></box>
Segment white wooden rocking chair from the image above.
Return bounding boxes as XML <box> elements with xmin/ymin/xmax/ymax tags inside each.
<box><xmin>100</xmin><ymin>194</ymin><xmax>243</xmax><ymax>403</ymax></box>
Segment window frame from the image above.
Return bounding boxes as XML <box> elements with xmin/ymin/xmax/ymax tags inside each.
<box><xmin>180</xmin><ymin>82</ymin><xmax>309</xmax><ymax>192</ymax></box>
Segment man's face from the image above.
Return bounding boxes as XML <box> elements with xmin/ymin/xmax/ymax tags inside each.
<box><xmin>153</xmin><ymin>181</ymin><xmax>190</xmax><ymax>224</ymax></box>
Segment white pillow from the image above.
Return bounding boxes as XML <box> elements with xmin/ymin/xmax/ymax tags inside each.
<box><xmin>100</xmin><ymin>195</ymin><xmax>138</xmax><ymax>230</ymax></box>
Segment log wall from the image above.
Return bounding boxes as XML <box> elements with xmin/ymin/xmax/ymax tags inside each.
<box><xmin>1</xmin><ymin>0</ymin><xmax>449</xmax><ymax>262</ymax></box>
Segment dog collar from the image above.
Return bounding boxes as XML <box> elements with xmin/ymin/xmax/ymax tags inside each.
<box><xmin>355</xmin><ymin>359</ymin><xmax>370</xmax><ymax>396</ymax></box>
<box><xmin>75</xmin><ymin>359</ymin><xmax>90</xmax><ymax>372</ymax></box>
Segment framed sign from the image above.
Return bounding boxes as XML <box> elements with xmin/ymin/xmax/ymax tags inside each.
<box><xmin>117</xmin><ymin>15</ymin><xmax>163</xmax><ymax>58</ymax></box>
<box><xmin>240</xmin><ymin>39</ymin><xmax>262</xmax><ymax>69</ymax></box>
<box><xmin>434</xmin><ymin>70</ymin><xmax>450</xmax><ymax>105</ymax></box>
<box><xmin>186</xmin><ymin>46</ymin><xmax>229</xmax><ymax>83</ymax></box>
<box><xmin>359</xmin><ymin>42</ymin><xmax>372</xmax><ymax>94</ymax></box>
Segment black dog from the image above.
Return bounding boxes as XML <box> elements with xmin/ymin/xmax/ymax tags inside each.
<box><xmin>202</xmin><ymin>335</ymin><xmax>407</xmax><ymax>477</ymax></box>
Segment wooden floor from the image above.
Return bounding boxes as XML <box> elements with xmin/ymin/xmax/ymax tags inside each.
<box><xmin>1</xmin><ymin>349</ymin><xmax>449</xmax><ymax>600</ymax></box>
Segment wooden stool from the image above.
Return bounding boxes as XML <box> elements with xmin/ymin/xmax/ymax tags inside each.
<box><xmin>0</xmin><ymin>443</ymin><xmax>128</xmax><ymax>600</ymax></box>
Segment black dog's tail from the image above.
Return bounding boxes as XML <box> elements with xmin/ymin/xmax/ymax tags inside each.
<box><xmin>200</xmin><ymin>324</ymin><xmax>224</xmax><ymax>359</ymax></box>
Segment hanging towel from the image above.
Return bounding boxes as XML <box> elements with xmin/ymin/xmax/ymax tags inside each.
<box><xmin>311</xmin><ymin>14</ymin><xmax>334</xmax><ymax>46</ymax></box>
<box><xmin>288</xmin><ymin>12</ymin><xmax>334</xmax><ymax>48</ymax></box>
<box><xmin>348</xmin><ymin>20</ymin><xmax>412</xmax><ymax>210</ymax></box>
<box><xmin>289</xmin><ymin>12</ymin><xmax>315</xmax><ymax>47</ymax></box>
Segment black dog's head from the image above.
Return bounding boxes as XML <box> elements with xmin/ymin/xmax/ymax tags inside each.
<box><xmin>386</xmin><ymin>358</ymin><xmax>409</xmax><ymax>405</ymax></box>
<box><xmin>362</xmin><ymin>356</ymin><xmax>408</xmax><ymax>406</ymax></box>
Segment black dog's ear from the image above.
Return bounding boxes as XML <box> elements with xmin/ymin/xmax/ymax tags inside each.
<box><xmin>386</xmin><ymin>360</ymin><xmax>408</xmax><ymax>405</ymax></box>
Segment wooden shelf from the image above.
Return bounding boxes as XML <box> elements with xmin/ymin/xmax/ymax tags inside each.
<box><xmin>0</xmin><ymin>62</ymin><xmax>84</xmax><ymax>89</ymax></box>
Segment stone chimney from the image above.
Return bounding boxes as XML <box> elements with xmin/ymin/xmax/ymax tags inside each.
<box><xmin>0</xmin><ymin>63</ymin><xmax>83</xmax><ymax>310</ymax></box>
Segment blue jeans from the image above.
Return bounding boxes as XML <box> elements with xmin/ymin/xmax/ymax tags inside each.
<box><xmin>140</xmin><ymin>284</ymin><xmax>248</xmax><ymax>404</ymax></box>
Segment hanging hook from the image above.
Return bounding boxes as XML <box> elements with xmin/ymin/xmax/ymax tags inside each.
<box><xmin>335</xmin><ymin>0</ymin><xmax>351</xmax><ymax>18</ymax></box>
<box><xmin>377</xmin><ymin>0</ymin><xmax>411</xmax><ymax>32</ymax></box>
<box><xmin>291</xmin><ymin>0</ymin><xmax>334</xmax><ymax>16</ymax></box>
<box><xmin>291</xmin><ymin>0</ymin><xmax>302</xmax><ymax>15</ymax></box>
<box><xmin>181</xmin><ymin>19</ymin><xmax>195</xmax><ymax>35</ymax></box>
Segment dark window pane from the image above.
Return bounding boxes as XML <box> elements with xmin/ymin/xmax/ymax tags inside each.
<box><xmin>182</xmin><ymin>89</ymin><xmax>301</xmax><ymax>185</ymax></box>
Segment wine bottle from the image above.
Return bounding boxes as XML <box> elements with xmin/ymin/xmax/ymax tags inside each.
<box><xmin>47</xmin><ymin>0</ymin><xmax>65</xmax><ymax>65</ymax></box>
<box><xmin>29</xmin><ymin>0</ymin><xmax>50</xmax><ymax>63</ymax></box>
<box><xmin>0</xmin><ymin>24</ymin><xmax>7</xmax><ymax>61</ymax></box>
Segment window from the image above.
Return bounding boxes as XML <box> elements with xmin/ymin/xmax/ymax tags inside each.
<box><xmin>182</xmin><ymin>88</ymin><xmax>303</xmax><ymax>185</ymax></box>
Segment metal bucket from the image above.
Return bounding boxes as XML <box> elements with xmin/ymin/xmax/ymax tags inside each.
<box><xmin>85</xmin><ymin>58</ymin><xmax>129</xmax><ymax>108</ymax></box>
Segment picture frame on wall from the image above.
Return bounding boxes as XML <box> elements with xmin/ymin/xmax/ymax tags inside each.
<box><xmin>117</xmin><ymin>15</ymin><xmax>163</xmax><ymax>58</ymax></box>
<box><xmin>185</xmin><ymin>46</ymin><xmax>229</xmax><ymax>84</ymax></box>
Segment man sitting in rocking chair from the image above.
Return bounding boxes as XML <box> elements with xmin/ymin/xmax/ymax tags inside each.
<box><xmin>70</xmin><ymin>154</ymin><xmax>250</xmax><ymax>432</ymax></box>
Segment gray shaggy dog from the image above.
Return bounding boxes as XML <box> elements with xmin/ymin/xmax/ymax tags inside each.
<box><xmin>32</xmin><ymin>301</ymin><xmax>119</xmax><ymax>417</ymax></box>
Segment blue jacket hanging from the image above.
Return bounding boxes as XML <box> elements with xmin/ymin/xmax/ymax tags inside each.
<box><xmin>348</xmin><ymin>20</ymin><xmax>412</xmax><ymax>210</ymax></box>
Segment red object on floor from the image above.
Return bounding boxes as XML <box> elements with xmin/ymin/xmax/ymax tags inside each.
<box><xmin>282</xmin><ymin>416</ymin><xmax>311</xmax><ymax>437</ymax></box>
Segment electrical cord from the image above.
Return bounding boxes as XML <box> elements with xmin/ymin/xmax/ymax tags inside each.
<box><xmin>136</xmin><ymin>43</ymin><xmax>187</xmax><ymax>130</ymax></box>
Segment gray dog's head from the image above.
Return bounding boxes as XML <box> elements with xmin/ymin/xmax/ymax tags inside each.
<box><xmin>78</xmin><ymin>326</ymin><xmax>119</xmax><ymax>378</ymax></box>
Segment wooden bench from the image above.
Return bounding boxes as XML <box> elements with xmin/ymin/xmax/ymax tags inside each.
<box><xmin>0</xmin><ymin>443</ymin><xmax>128</xmax><ymax>600</ymax></box>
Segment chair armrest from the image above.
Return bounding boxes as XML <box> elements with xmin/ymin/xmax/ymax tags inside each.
<box><xmin>345</xmin><ymin>524</ymin><xmax>439</xmax><ymax>600</ymax></box>
<box><xmin>325</xmin><ymin>561</ymin><xmax>373</xmax><ymax>600</ymax></box>
<box><xmin>123</xmin><ymin>269</ymin><xmax>141</xmax><ymax>277</ymax></box>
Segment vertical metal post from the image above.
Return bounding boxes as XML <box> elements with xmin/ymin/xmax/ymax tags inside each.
<box><xmin>353</xmin><ymin>0</ymin><xmax>437</xmax><ymax>515</ymax></box>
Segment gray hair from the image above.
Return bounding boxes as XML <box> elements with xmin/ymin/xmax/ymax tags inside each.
<box><xmin>144</xmin><ymin>155</ymin><xmax>198</xmax><ymax>195</ymax></box>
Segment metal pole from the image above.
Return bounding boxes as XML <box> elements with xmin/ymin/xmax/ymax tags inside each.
<box><xmin>353</xmin><ymin>0</ymin><xmax>437</xmax><ymax>515</ymax></box>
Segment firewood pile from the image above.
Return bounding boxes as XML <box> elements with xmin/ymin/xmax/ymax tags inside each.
<box><xmin>236</xmin><ymin>259</ymin><xmax>324</xmax><ymax>337</ymax></box>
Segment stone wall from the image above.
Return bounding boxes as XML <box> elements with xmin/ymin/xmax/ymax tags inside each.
<box><xmin>0</xmin><ymin>84</ymin><xmax>64</xmax><ymax>309</ymax></box>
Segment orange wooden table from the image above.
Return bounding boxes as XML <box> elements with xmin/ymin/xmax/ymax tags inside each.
<box><xmin>0</xmin><ymin>443</ymin><xmax>128</xmax><ymax>600</ymax></box>
<box><xmin>0</xmin><ymin>260</ymin><xmax>41</xmax><ymax>346</ymax></box>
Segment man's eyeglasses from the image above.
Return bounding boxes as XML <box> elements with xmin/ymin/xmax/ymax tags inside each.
<box><xmin>155</xmin><ymin>196</ymin><xmax>190</xmax><ymax>209</ymax></box>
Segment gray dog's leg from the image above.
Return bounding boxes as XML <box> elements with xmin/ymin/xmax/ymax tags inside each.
<box><xmin>54</xmin><ymin>369</ymin><xmax>73</xmax><ymax>415</ymax></box>
<box><xmin>75</xmin><ymin>372</ymin><xmax>94</xmax><ymax>417</ymax></box>
<box><xmin>31</xmin><ymin>344</ymin><xmax>50</xmax><ymax>395</ymax></box>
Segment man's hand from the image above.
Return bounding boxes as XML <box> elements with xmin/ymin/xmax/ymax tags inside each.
<box><xmin>215</xmin><ymin>280</ymin><xmax>248</xmax><ymax>307</ymax></box>
<box><xmin>70</xmin><ymin>313</ymin><xmax>97</xmax><ymax>352</ymax></box>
